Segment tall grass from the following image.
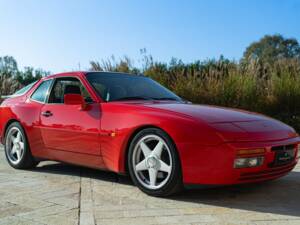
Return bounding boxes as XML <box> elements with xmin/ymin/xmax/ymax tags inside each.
<box><xmin>90</xmin><ymin>55</ymin><xmax>300</xmax><ymax>132</ymax></box>
<box><xmin>1</xmin><ymin>54</ymin><xmax>299</xmax><ymax>132</ymax></box>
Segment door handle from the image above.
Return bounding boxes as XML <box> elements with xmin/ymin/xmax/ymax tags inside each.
<box><xmin>41</xmin><ymin>111</ymin><xmax>53</xmax><ymax>117</ymax></box>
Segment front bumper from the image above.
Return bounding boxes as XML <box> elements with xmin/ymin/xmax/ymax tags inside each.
<box><xmin>237</xmin><ymin>161</ymin><xmax>297</xmax><ymax>182</ymax></box>
<box><xmin>180</xmin><ymin>136</ymin><xmax>300</xmax><ymax>185</ymax></box>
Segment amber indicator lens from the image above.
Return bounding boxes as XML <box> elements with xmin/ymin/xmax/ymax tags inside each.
<box><xmin>237</xmin><ymin>148</ymin><xmax>265</xmax><ymax>156</ymax></box>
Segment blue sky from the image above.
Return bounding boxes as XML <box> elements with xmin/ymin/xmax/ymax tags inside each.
<box><xmin>0</xmin><ymin>0</ymin><xmax>299</xmax><ymax>73</ymax></box>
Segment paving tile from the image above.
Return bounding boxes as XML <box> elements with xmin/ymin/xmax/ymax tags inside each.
<box><xmin>0</xmin><ymin>145</ymin><xmax>300</xmax><ymax>225</ymax></box>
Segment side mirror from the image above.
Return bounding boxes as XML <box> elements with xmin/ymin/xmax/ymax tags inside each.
<box><xmin>64</xmin><ymin>94</ymin><xmax>87</xmax><ymax>109</ymax></box>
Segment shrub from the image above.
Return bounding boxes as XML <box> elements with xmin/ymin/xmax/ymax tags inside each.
<box><xmin>89</xmin><ymin>55</ymin><xmax>300</xmax><ymax>132</ymax></box>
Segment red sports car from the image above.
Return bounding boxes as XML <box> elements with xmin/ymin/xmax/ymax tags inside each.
<box><xmin>0</xmin><ymin>72</ymin><xmax>299</xmax><ymax>196</ymax></box>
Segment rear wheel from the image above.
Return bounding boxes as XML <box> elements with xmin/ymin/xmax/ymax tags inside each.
<box><xmin>128</xmin><ymin>128</ymin><xmax>182</xmax><ymax>196</ymax></box>
<box><xmin>4</xmin><ymin>122</ymin><xmax>38</xmax><ymax>169</ymax></box>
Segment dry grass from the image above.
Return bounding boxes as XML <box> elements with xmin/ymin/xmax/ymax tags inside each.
<box><xmin>90</xmin><ymin>56</ymin><xmax>300</xmax><ymax>132</ymax></box>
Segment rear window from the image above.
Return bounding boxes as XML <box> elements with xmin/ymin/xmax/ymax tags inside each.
<box><xmin>13</xmin><ymin>81</ymin><xmax>37</xmax><ymax>96</ymax></box>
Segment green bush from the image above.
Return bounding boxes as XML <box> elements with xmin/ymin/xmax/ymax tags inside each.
<box><xmin>1</xmin><ymin>34</ymin><xmax>300</xmax><ymax>132</ymax></box>
<box><xmin>90</xmin><ymin>54</ymin><xmax>300</xmax><ymax>133</ymax></box>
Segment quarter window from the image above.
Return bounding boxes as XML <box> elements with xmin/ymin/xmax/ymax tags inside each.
<box><xmin>31</xmin><ymin>80</ymin><xmax>52</xmax><ymax>103</ymax></box>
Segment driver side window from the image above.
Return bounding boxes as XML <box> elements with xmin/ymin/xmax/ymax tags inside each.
<box><xmin>48</xmin><ymin>77</ymin><xmax>93</xmax><ymax>104</ymax></box>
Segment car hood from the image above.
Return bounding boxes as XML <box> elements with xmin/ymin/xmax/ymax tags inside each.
<box><xmin>145</xmin><ymin>102</ymin><xmax>266</xmax><ymax>123</ymax></box>
<box><xmin>143</xmin><ymin>102</ymin><xmax>297</xmax><ymax>142</ymax></box>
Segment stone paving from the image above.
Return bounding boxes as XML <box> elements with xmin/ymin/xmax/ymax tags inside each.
<box><xmin>0</xmin><ymin>145</ymin><xmax>300</xmax><ymax>225</ymax></box>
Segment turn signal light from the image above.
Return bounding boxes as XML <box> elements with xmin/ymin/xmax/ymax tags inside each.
<box><xmin>237</xmin><ymin>148</ymin><xmax>265</xmax><ymax>156</ymax></box>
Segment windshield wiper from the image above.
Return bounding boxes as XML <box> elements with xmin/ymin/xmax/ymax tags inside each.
<box><xmin>113</xmin><ymin>96</ymin><xmax>153</xmax><ymax>101</ymax></box>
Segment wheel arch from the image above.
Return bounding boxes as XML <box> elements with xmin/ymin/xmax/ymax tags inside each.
<box><xmin>2</xmin><ymin>119</ymin><xmax>21</xmax><ymax>143</ymax></box>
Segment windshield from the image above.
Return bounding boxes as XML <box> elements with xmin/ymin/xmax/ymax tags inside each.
<box><xmin>86</xmin><ymin>72</ymin><xmax>181</xmax><ymax>102</ymax></box>
<box><xmin>13</xmin><ymin>81</ymin><xmax>37</xmax><ymax>96</ymax></box>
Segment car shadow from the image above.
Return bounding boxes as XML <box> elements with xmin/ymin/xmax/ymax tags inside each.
<box><xmin>172</xmin><ymin>171</ymin><xmax>300</xmax><ymax>217</ymax></box>
<box><xmin>33</xmin><ymin>161</ymin><xmax>300</xmax><ymax>217</ymax></box>
<box><xmin>32</xmin><ymin>161</ymin><xmax>134</xmax><ymax>185</ymax></box>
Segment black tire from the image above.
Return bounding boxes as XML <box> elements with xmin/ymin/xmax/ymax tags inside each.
<box><xmin>128</xmin><ymin>128</ymin><xmax>183</xmax><ymax>197</ymax></box>
<box><xmin>4</xmin><ymin>122</ymin><xmax>38</xmax><ymax>169</ymax></box>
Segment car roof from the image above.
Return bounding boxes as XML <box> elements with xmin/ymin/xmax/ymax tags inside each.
<box><xmin>42</xmin><ymin>71</ymin><xmax>85</xmax><ymax>80</ymax></box>
<box><xmin>42</xmin><ymin>71</ymin><xmax>144</xmax><ymax>81</ymax></box>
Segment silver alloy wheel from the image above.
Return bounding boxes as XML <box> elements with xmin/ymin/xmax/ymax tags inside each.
<box><xmin>132</xmin><ymin>134</ymin><xmax>172</xmax><ymax>190</ymax></box>
<box><xmin>6</xmin><ymin>127</ymin><xmax>25</xmax><ymax>165</ymax></box>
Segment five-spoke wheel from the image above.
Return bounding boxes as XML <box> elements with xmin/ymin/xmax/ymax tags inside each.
<box><xmin>133</xmin><ymin>134</ymin><xmax>172</xmax><ymax>189</ymax></box>
<box><xmin>128</xmin><ymin>128</ymin><xmax>182</xmax><ymax>196</ymax></box>
<box><xmin>4</xmin><ymin>122</ymin><xmax>38</xmax><ymax>169</ymax></box>
<box><xmin>6</xmin><ymin>127</ymin><xmax>25</xmax><ymax>165</ymax></box>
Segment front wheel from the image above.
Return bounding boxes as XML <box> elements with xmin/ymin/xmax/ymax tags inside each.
<box><xmin>4</xmin><ymin>122</ymin><xmax>38</xmax><ymax>169</ymax></box>
<box><xmin>128</xmin><ymin>128</ymin><xmax>182</xmax><ymax>197</ymax></box>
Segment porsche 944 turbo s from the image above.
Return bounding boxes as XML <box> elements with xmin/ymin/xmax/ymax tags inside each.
<box><xmin>0</xmin><ymin>72</ymin><xmax>299</xmax><ymax>196</ymax></box>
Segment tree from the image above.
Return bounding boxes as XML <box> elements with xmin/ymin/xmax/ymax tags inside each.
<box><xmin>0</xmin><ymin>56</ymin><xmax>50</xmax><ymax>97</ymax></box>
<box><xmin>0</xmin><ymin>56</ymin><xmax>20</xmax><ymax>96</ymax></box>
<box><xmin>242</xmin><ymin>34</ymin><xmax>300</xmax><ymax>64</ymax></box>
<box><xmin>16</xmin><ymin>67</ymin><xmax>49</xmax><ymax>86</ymax></box>
<box><xmin>0</xmin><ymin>56</ymin><xmax>18</xmax><ymax>75</ymax></box>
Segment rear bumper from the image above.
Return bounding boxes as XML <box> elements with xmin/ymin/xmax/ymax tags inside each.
<box><xmin>180</xmin><ymin>136</ymin><xmax>300</xmax><ymax>185</ymax></box>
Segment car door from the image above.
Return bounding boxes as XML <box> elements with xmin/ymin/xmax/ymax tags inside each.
<box><xmin>39</xmin><ymin>76</ymin><xmax>101</xmax><ymax>155</ymax></box>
